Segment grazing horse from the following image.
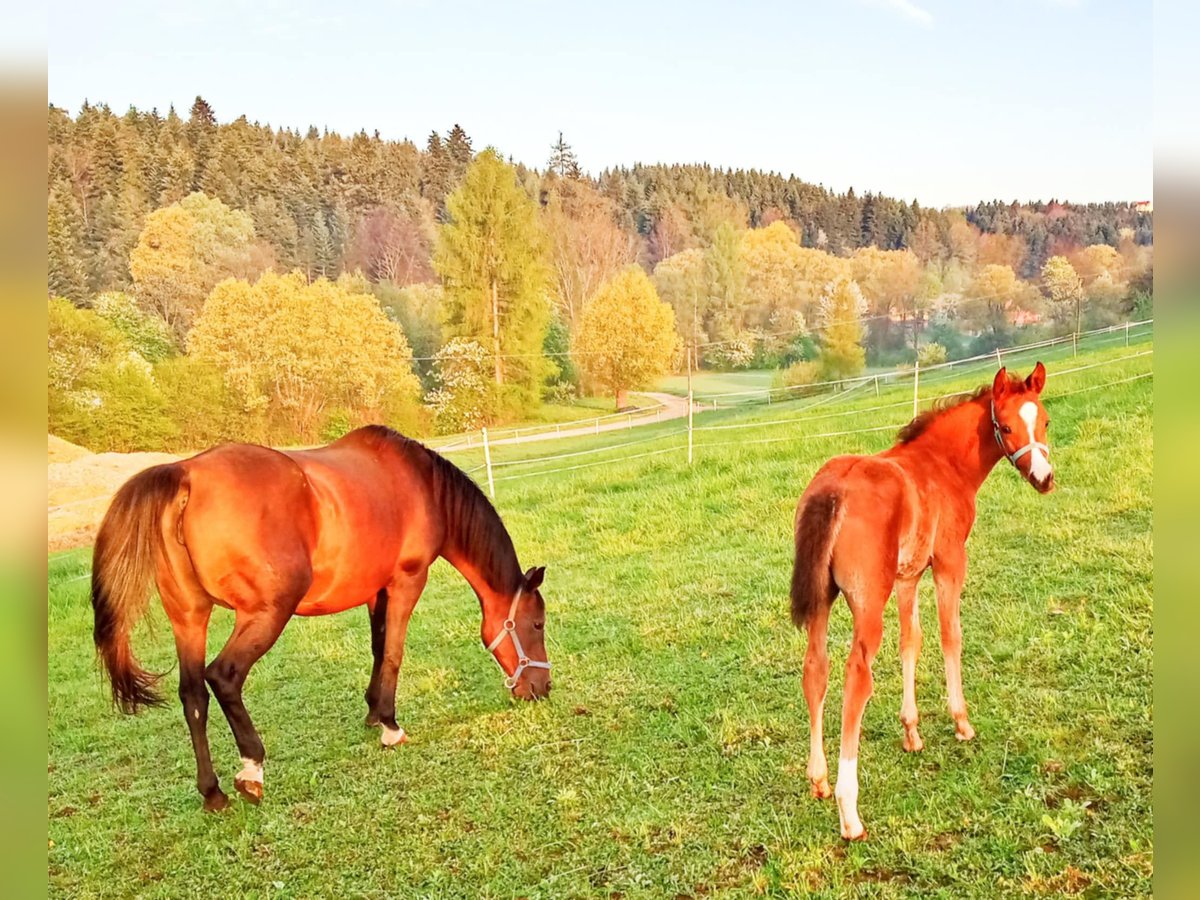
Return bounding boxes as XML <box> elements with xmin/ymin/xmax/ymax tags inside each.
<box><xmin>91</xmin><ymin>425</ymin><xmax>551</xmax><ymax>811</ymax></box>
<box><xmin>791</xmin><ymin>364</ymin><xmax>1053</xmax><ymax>840</ymax></box>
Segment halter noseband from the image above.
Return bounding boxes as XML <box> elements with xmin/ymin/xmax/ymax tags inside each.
<box><xmin>991</xmin><ymin>400</ymin><xmax>1049</xmax><ymax>469</ymax></box>
<box><xmin>485</xmin><ymin>586</ymin><xmax>551</xmax><ymax>690</ymax></box>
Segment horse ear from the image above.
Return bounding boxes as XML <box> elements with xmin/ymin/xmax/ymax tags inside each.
<box><xmin>1025</xmin><ymin>361</ymin><xmax>1046</xmax><ymax>394</ymax></box>
<box><xmin>992</xmin><ymin>367</ymin><xmax>1009</xmax><ymax>400</ymax></box>
<box><xmin>524</xmin><ymin>566</ymin><xmax>545</xmax><ymax>591</ymax></box>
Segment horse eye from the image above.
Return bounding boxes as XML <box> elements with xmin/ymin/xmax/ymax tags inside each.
<box><xmin>533</xmin><ymin>621</ymin><xmax>544</xmax><ymax>631</ymax></box>
<box><xmin>1001</xmin><ymin>425</ymin><xmax>1012</xmax><ymax>434</ymax></box>
<box><xmin>1045</xmin><ymin>420</ymin><xmax>1051</xmax><ymax>429</ymax></box>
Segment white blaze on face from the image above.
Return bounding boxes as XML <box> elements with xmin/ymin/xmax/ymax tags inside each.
<box><xmin>1019</xmin><ymin>402</ymin><xmax>1052</xmax><ymax>483</ymax></box>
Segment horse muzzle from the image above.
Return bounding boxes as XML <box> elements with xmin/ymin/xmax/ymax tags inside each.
<box><xmin>1031</xmin><ymin>470</ymin><xmax>1055</xmax><ymax>494</ymax></box>
<box><xmin>512</xmin><ymin>670</ymin><xmax>552</xmax><ymax>701</ymax></box>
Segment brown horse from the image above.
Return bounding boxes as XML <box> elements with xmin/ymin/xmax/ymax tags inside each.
<box><xmin>791</xmin><ymin>364</ymin><xmax>1053</xmax><ymax>840</ymax></box>
<box><xmin>91</xmin><ymin>425</ymin><xmax>551</xmax><ymax>811</ymax></box>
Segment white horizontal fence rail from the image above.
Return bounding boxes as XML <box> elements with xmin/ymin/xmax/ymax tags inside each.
<box><xmin>688</xmin><ymin>318</ymin><xmax>1154</xmax><ymax>405</ymax></box>
<box><xmin>431</xmin><ymin>395</ymin><xmax>670</xmax><ymax>452</ymax></box>
<box><xmin>469</xmin><ymin>341</ymin><xmax>1152</xmax><ymax>493</ymax></box>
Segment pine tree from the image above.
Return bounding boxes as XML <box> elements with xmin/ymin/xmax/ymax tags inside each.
<box><xmin>434</xmin><ymin>149</ymin><xmax>551</xmax><ymax>393</ymax></box>
<box><xmin>310</xmin><ymin>210</ymin><xmax>336</xmax><ymax>279</ymax></box>
<box><xmin>445</xmin><ymin>124</ymin><xmax>473</xmax><ymax>177</ymax></box>
<box><xmin>548</xmin><ymin>132</ymin><xmax>581</xmax><ymax>179</ymax></box>
<box><xmin>422</xmin><ymin>131</ymin><xmax>451</xmax><ymax>213</ymax></box>
<box><xmin>47</xmin><ymin>183</ymin><xmax>89</xmax><ymax>302</ymax></box>
<box><xmin>187</xmin><ymin>96</ymin><xmax>217</xmax><ymax>191</ymax></box>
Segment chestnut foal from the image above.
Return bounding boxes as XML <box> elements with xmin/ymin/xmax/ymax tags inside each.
<box><xmin>791</xmin><ymin>364</ymin><xmax>1053</xmax><ymax>839</ymax></box>
<box><xmin>91</xmin><ymin>425</ymin><xmax>551</xmax><ymax>811</ymax></box>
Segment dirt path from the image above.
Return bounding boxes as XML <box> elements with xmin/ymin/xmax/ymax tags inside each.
<box><xmin>47</xmin><ymin>394</ymin><xmax>696</xmax><ymax>552</ymax></box>
<box><xmin>479</xmin><ymin>392</ymin><xmax>690</xmax><ymax>448</ymax></box>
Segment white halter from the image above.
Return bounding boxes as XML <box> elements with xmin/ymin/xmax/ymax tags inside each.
<box><xmin>485</xmin><ymin>587</ymin><xmax>551</xmax><ymax>690</ymax></box>
<box><xmin>991</xmin><ymin>400</ymin><xmax>1049</xmax><ymax>469</ymax></box>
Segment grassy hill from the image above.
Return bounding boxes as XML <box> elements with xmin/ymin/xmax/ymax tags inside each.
<box><xmin>48</xmin><ymin>338</ymin><xmax>1152</xmax><ymax>896</ymax></box>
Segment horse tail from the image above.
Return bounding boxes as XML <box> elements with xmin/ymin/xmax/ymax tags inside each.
<box><xmin>91</xmin><ymin>463</ymin><xmax>184</xmax><ymax>713</ymax></box>
<box><xmin>790</xmin><ymin>491</ymin><xmax>844</xmax><ymax>629</ymax></box>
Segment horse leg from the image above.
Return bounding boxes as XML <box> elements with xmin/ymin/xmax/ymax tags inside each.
<box><xmin>896</xmin><ymin>576</ymin><xmax>924</xmax><ymax>752</ymax></box>
<box><xmin>374</xmin><ymin>569</ymin><xmax>428</xmax><ymax>748</ymax></box>
<box><xmin>167</xmin><ymin>604</ymin><xmax>226</xmax><ymax>811</ymax></box>
<box><xmin>834</xmin><ymin>590</ymin><xmax>887</xmax><ymax>841</ymax></box>
<box><xmin>364</xmin><ymin>589</ymin><xmax>388</xmax><ymax>727</ymax></box>
<box><xmin>803</xmin><ymin>600</ymin><xmax>833</xmax><ymax>798</ymax></box>
<box><xmin>205</xmin><ymin>602</ymin><xmax>298</xmax><ymax>804</ymax></box>
<box><xmin>933</xmin><ymin>556</ymin><xmax>974</xmax><ymax>741</ymax></box>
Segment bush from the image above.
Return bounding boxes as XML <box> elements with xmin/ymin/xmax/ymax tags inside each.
<box><xmin>775</xmin><ymin>360</ymin><xmax>824</xmax><ymax>397</ymax></box>
<box><xmin>924</xmin><ymin>322</ymin><xmax>969</xmax><ymax>360</ymax></box>
<box><xmin>320</xmin><ymin>408</ymin><xmax>356</xmax><ymax>443</ymax></box>
<box><xmin>155</xmin><ymin>356</ymin><xmax>263</xmax><ymax>450</ymax></box>
<box><xmin>425</xmin><ymin>338</ymin><xmax>497</xmax><ymax>434</ymax></box>
<box><xmin>92</xmin><ymin>292</ymin><xmax>177</xmax><ymax>363</ymax></box>
<box><xmin>544</xmin><ymin>382</ymin><xmax>578</xmax><ymax>405</ymax></box>
<box><xmin>49</xmin><ymin>297</ymin><xmax>176</xmax><ymax>451</ymax></box>
<box><xmin>917</xmin><ymin>343</ymin><xmax>948</xmax><ymax>367</ymax></box>
<box><xmin>1128</xmin><ymin>289</ymin><xmax>1153</xmax><ymax>321</ymax></box>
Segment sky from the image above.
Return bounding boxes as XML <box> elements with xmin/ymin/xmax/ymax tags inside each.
<box><xmin>46</xmin><ymin>0</ymin><xmax>1152</xmax><ymax>209</ymax></box>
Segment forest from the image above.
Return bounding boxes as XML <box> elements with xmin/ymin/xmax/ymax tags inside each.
<box><xmin>47</xmin><ymin>97</ymin><xmax>1154</xmax><ymax>451</ymax></box>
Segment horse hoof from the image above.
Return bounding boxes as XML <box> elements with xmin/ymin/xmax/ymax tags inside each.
<box><xmin>235</xmin><ymin>778</ymin><xmax>263</xmax><ymax>805</ymax></box>
<box><xmin>842</xmin><ymin>826</ymin><xmax>868</xmax><ymax>842</ymax></box>
<box><xmin>202</xmin><ymin>790</ymin><xmax>230</xmax><ymax>812</ymax></box>
<box><xmin>955</xmin><ymin>721</ymin><xmax>976</xmax><ymax>742</ymax></box>
<box><xmin>902</xmin><ymin>731</ymin><xmax>924</xmax><ymax>753</ymax></box>
<box><xmin>810</xmin><ymin>777</ymin><xmax>832</xmax><ymax>799</ymax></box>
<box><xmin>380</xmin><ymin>725</ymin><xmax>408</xmax><ymax>748</ymax></box>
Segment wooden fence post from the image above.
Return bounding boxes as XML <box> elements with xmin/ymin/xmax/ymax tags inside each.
<box><xmin>482</xmin><ymin>428</ymin><xmax>495</xmax><ymax>499</ymax></box>
<box><xmin>912</xmin><ymin>359</ymin><xmax>920</xmax><ymax>418</ymax></box>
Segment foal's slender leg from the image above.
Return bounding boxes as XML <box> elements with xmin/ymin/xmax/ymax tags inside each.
<box><xmin>205</xmin><ymin>603</ymin><xmax>297</xmax><ymax>804</ymax></box>
<box><xmin>364</xmin><ymin>589</ymin><xmax>389</xmax><ymax>727</ymax></box>
<box><xmin>169</xmin><ymin>606</ymin><xmax>226</xmax><ymax>811</ymax></box>
<box><xmin>896</xmin><ymin>576</ymin><xmax>924</xmax><ymax>752</ymax></box>
<box><xmin>803</xmin><ymin>601</ymin><xmax>833</xmax><ymax>798</ymax></box>
<box><xmin>933</xmin><ymin>557</ymin><xmax>974</xmax><ymax>741</ymax></box>
<box><xmin>374</xmin><ymin>569</ymin><xmax>428</xmax><ymax>748</ymax></box>
<box><xmin>835</xmin><ymin>593</ymin><xmax>886</xmax><ymax>841</ymax></box>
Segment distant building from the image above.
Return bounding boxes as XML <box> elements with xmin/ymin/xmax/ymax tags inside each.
<box><xmin>1134</xmin><ymin>200</ymin><xmax>1153</xmax><ymax>213</ymax></box>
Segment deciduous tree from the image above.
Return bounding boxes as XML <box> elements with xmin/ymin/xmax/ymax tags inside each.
<box><xmin>188</xmin><ymin>271</ymin><xmax>422</xmax><ymax>438</ymax></box>
<box><xmin>575</xmin><ymin>266</ymin><xmax>680</xmax><ymax>408</ymax></box>
<box><xmin>1041</xmin><ymin>255</ymin><xmax>1085</xmax><ymax>335</ymax></box>
<box><xmin>817</xmin><ymin>277</ymin><xmax>867</xmax><ymax>380</ymax></box>
<box><xmin>129</xmin><ymin>191</ymin><xmax>257</xmax><ymax>337</ymax></box>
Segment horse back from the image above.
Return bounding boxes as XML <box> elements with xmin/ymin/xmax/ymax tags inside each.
<box><xmin>802</xmin><ymin>454</ymin><xmax>926</xmax><ymax>584</ymax></box>
<box><xmin>175</xmin><ymin>443</ymin><xmax>318</xmax><ymax>610</ymax></box>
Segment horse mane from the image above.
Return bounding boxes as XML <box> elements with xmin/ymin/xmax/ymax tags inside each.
<box><xmin>349</xmin><ymin>425</ymin><xmax>522</xmax><ymax>592</ymax></box>
<box><xmin>896</xmin><ymin>372</ymin><xmax>1024</xmax><ymax>444</ymax></box>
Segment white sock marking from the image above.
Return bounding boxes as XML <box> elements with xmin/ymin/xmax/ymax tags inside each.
<box><xmin>1019</xmin><ymin>402</ymin><xmax>1052</xmax><ymax>482</ymax></box>
<box><xmin>236</xmin><ymin>757</ymin><xmax>263</xmax><ymax>784</ymax></box>
<box><xmin>835</xmin><ymin>756</ymin><xmax>864</xmax><ymax>838</ymax></box>
<box><xmin>381</xmin><ymin>725</ymin><xmax>407</xmax><ymax>747</ymax></box>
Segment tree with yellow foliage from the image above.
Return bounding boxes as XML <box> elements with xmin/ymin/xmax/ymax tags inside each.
<box><xmin>129</xmin><ymin>191</ymin><xmax>259</xmax><ymax>338</ymax></box>
<box><xmin>1041</xmin><ymin>255</ymin><xmax>1085</xmax><ymax>335</ymax></box>
<box><xmin>817</xmin><ymin>276</ymin><xmax>867</xmax><ymax>380</ymax></box>
<box><xmin>575</xmin><ymin>267</ymin><xmax>680</xmax><ymax>409</ymax></box>
<box><xmin>188</xmin><ymin>271</ymin><xmax>422</xmax><ymax>438</ymax></box>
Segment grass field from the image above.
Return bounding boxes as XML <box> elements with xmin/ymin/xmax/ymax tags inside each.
<box><xmin>48</xmin><ymin>339</ymin><xmax>1153</xmax><ymax>897</ymax></box>
<box><xmin>657</xmin><ymin>369</ymin><xmax>777</xmax><ymax>397</ymax></box>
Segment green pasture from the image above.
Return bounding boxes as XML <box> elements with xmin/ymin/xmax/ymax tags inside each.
<box><xmin>48</xmin><ymin>337</ymin><xmax>1152</xmax><ymax>897</ymax></box>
